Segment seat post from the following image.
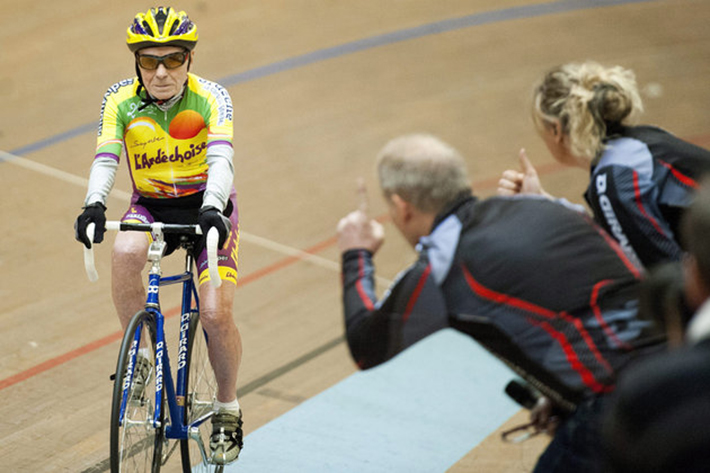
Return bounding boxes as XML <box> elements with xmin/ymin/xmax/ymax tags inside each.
<box><xmin>147</xmin><ymin>224</ymin><xmax>167</xmax><ymax>276</ymax></box>
<box><xmin>180</xmin><ymin>235</ymin><xmax>195</xmax><ymax>273</ymax></box>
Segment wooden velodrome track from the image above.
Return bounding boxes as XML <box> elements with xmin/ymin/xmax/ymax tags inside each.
<box><xmin>2</xmin><ymin>0</ymin><xmax>710</xmax><ymax>471</ymax></box>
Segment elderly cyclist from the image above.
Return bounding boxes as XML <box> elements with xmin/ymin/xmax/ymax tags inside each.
<box><xmin>74</xmin><ymin>6</ymin><xmax>243</xmax><ymax>464</ymax></box>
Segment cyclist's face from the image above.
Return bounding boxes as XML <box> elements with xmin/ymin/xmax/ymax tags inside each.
<box><xmin>137</xmin><ymin>46</ymin><xmax>190</xmax><ymax>101</ymax></box>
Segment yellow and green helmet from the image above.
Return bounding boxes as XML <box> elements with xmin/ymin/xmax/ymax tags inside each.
<box><xmin>126</xmin><ymin>7</ymin><xmax>198</xmax><ymax>52</ymax></box>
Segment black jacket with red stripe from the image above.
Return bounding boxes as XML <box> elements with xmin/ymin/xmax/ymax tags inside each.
<box><xmin>342</xmin><ymin>194</ymin><xmax>664</xmax><ymax>409</ymax></box>
<box><xmin>585</xmin><ymin>125</ymin><xmax>710</xmax><ymax>270</ymax></box>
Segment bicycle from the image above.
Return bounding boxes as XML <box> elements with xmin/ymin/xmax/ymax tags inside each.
<box><xmin>84</xmin><ymin>221</ymin><xmax>227</xmax><ymax>472</ymax></box>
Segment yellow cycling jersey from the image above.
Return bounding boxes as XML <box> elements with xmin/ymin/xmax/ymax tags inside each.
<box><xmin>95</xmin><ymin>73</ymin><xmax>233</xmax><ymax>199</ymax></box>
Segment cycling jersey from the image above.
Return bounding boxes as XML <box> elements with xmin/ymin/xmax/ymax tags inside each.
<box><xmin>82</xmin><ymin>72</ymin><xmax>239</xmax><ymax>286</ymax></box>
<box><xmin>85</xmin><ymin>73</ymin><xmax>234</xmax><ymax>209</ymax></box>
<box><xmin>585</xmin><ymin>125</ymin><xmax>710</xmax><ymax>269</ymax></box>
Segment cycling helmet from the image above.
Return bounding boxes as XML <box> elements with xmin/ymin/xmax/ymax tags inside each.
<box><xmin>127</xmin><ymin>7</ymin><xmax>198</xmax><ymax>52</ymax></box>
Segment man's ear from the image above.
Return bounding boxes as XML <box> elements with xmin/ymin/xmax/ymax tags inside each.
<box><xmin>390</xmin><ymin>193</ymin><xmax>412</xmax><ymax>222</ymax></box>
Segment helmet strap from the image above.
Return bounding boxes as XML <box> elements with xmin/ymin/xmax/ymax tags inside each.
<box><xmin>135</xmin><ymin>78</ymin><xmax>188</xmax><ymax>112</ymax></box>
<box><xmin>134</xmin><ymin>61</ymin><xmax>154</xmax><ymax>111</ymax></box>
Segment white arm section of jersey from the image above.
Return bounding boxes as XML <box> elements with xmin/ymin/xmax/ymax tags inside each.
<box><xmin>84</xmin><ymin>156</ymin><xmax>118</xmax><ymax>207</ymax></box>
<box><xmin>202</xmin><ymin>143</ymin><xmax>235</xmax><ymax>211</ymax></box>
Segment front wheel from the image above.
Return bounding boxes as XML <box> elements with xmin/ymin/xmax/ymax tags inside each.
<box><xmin>180</xmin><ymin>310</ymin><xmax>223</xmax><ymax>472</ymax></box>
<box><xmin>110</xmin><ymin>310</ymin><xmax>165</xmax><ymax>472</ymax></box>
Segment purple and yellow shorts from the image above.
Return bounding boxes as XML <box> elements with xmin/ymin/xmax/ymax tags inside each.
<box><xmin>122</xmin><ymin>191</ymin><xmax>239</xmax><ymax>286</ymax></box>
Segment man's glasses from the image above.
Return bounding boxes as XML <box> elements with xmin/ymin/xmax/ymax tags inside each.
<box><xmin>135</xmin><ymin>51</ymin><xmax>189</xmax><ymax>70</ymax></box>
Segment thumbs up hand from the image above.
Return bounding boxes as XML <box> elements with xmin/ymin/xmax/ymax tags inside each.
<box><xmin>497</xmin><ymin>149</ymin><xmax>551</xmax><ymax>198</ymax></box>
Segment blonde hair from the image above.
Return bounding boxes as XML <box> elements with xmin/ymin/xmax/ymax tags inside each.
<box><xmin>376</xmin><ymin>134</ymin><xmax>471</xmax><ymax>214</ymax></box>
<box><xmin>532</xmin><ymin>61</ymin><xmax>643</xmax><ymax>160</ymax></box>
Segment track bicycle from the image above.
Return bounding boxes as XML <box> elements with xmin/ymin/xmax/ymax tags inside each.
<box><xmin>84</xmin><ymin>221</ymin><xmax>226</xmax><ymax>472</ymax></box>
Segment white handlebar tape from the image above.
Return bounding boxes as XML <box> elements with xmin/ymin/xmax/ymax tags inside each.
<box><xmin>106</xmin><ymin>221</ymin><xmax>121</xmax><ymax>231</ymax></box>
<box><xmin>82</xmin><ymin>221</ymin><xmax>221</xmax><ymax>287</ymax></box>
<box><xmin>83</xmin><ymin>223</ymin><xmax>99</xmax><ymax>282</ymax></box>
<box><xmin>206</xmin><ymin>227</ymin><xmax>222</xmax><ymax>288</ymax></box>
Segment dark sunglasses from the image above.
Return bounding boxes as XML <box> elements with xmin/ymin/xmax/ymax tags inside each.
<box><xmin>135</xmin><ymin>51</ymin><xmax>189</xmax><ymax>70</ymax></box>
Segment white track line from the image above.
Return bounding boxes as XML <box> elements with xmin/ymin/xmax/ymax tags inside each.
<box><xmin>1</xmin><ymin>149</ymin><xmax>392</xmax><ymax>284</ymax></box>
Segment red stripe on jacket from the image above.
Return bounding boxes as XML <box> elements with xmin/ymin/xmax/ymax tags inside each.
<box><xmin>402</xmin><ymin>265</ymin><xmax>432</xmax><ymax>323</ymax></box>
<box><xmin>657</xmin><ymin>159</ymin><xmax>699</xmax><ymax>189</ymax></box>
<box><xmin>526</xmin><ymin>317</ymin><xmax>614</xmax><ymax>394</ymax></box>
<box><xmin>461</xmin><ymin>265</ymin><xmax>614</xmax><ymax>393</ymax></box>
<box><xmin>355</xmin><ymin>251</ymin><xmax>375</xmax><ymax>311</ymax></box>
<box><xmin>590</xmin><ymin>280</ymin><xmax>633</xmax><ymax>351</ymax></box>
<box><xmin>632</xmin><ymin>169</ymin><xmax>667</xmax><ymax>236</ymax></box>
<box><xmin>589</xmin><ymin>219</ymin><xmax>643</xmax><ymax>279</ymax></box>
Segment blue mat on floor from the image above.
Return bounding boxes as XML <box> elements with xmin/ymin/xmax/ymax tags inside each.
<box><xmin>227</xmin><ymin>328</ymin><xmax>520</xmax><ymax>472</ymax></box>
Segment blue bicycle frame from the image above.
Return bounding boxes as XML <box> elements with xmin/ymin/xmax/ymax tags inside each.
<box><xmin>117</xmin><ymin>239</ymin><xmax>209</xmax><ymax>440</ymax></box>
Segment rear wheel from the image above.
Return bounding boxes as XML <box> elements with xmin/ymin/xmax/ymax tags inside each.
<box><xmin>180</xmin><ymin>310</ymin><xmax>222</xmax><ymax>472</ymax></box>
<box><xmin>110</xmin><ymin>310</ymin><xmax>165</xmax><ymax>472</ymax></box>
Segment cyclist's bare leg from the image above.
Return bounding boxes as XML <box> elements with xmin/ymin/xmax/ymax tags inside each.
<box><xmin>111</xmin><ymin>231</ymin><xmax>149</xmax><ymax>330</ymax></box>
<box><xmin>198</xmin><ymin>281</ymin><xmax>241</xmax><ymax>403</ymax></box>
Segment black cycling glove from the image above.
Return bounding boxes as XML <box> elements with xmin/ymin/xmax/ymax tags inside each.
<box><xmin>198</xmin><ymin>206</ymin><xmax>232</xmax><ymax>249</ymax></box>
<box><xmin>74</xmin><ymin>202</ymin><xmax>107</xmax><ymax>249</ymax></box>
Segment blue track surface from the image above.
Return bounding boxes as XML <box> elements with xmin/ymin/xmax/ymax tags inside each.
<box><xmin>228</xmin><ymin>329</ymin><xmax>519</xmax><ymax>472</ymax></box>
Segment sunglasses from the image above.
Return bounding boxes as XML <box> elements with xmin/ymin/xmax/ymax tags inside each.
<box><xmin>135</xmin><ymin>51</ymin><xmax>189</xmax><ymax>70</ymax></box>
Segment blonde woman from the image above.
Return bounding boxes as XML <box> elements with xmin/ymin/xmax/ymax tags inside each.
<box><xmin>498</xmin><ymin>61</ymin><xmax>710</xmax><ymax>269</ymax></box>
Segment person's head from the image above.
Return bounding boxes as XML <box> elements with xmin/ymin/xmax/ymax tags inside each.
<box><xmin>681</xmin><ymin>178</ymin><xmax>710</xmax><ymax>309</ymax></box>
<box><xmin>376</xmin><ymin>134</ymin><xmax>471</xmax><ymax>246</ymax></box>
<box><xmin>532</xmin><ymin>61</ymin><xmax>643</xmax><ymax>167</ymax></box>
<box><xmin>126</xmin><ymin>7</ymin><xmax>198</xmax><ymax>101</ymax></box>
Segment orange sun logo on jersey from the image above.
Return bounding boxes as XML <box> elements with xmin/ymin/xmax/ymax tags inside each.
<box><xmin>169</xmin><ymin>110</ymin><xmax>206</xmax><ymax>139</ymax></box>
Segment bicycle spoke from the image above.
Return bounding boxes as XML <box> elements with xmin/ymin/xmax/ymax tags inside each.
<box><xmin>181</xmin><ymin>312</ymin><xmax>222</xmax><ymax>471</ymax></box>
<box><xmin>111</xmin><ymin>311</ymin><xmax>165</xmax><ymax>472</ymax></box>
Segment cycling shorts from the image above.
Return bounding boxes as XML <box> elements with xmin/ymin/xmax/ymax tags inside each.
<box><xmin>120</xmin><ymin>191</ymin><xmax>239</xmax><ymax>286</ymax></box>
